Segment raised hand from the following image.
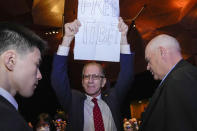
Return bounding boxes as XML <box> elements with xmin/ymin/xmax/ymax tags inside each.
<box><xmin>118</xmin><ymin>17</ymin><xmax>129</xmax><ymax>45</ymax></box>
<box><xmin>64</xmin><ymin>19</ymin><xmax>81</xmax><ymax>37</ymax></box>
<box><xmin>62</xmin><ymin>19</ymin><xmax>81</xmax><ymax>47</ymax></box>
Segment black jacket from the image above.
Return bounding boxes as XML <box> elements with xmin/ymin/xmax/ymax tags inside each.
<box><xmin>139</xmin><ymin>60</ymin><xmax>197</xmax><ymax>131</ymax></box>
<box><xmin>0</xmin><ymin>95</ymin><xmax>32</xmax><ymax>131</ymax></box>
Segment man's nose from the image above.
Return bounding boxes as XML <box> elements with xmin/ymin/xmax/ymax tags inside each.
<box><xmin>88</xmin><ymin>76</ymin><xmax>94</xmax><ymax>82</ymax></box>
<box><xmin>147</xmin><ymin>64</ymin><xmax>150</xmax><ymax>70</ymax></box>
<box><xmin>37</xmin><ymin>69</ymin><xmax>42</xmax><ymax>80</ymax></box>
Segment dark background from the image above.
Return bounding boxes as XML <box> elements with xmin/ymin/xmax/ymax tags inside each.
<box><xmin>1</xmin><ymin>0</ymin><xmax>197</xmax><ymax>125</ymax></box>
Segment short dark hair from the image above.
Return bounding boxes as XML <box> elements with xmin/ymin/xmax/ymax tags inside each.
<box><xmin>0</xmin><ymin>22</ymin><xmax>47</xmax><ymax>56</ymax></box>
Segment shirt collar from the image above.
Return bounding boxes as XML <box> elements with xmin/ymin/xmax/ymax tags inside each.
<box><xmin>160</xmin><ymin>62</ymin><xmax>178</xmax><ymax>86</ymax></box>
<box><xmin>86</xmin><ymin>94</ymin><xmax>101</xmax><ymax>101</ymax></box>
<box><xmin>0</xmin><ymin>87</ymin><xmax>18</xmax><ymax>110</ymax></box>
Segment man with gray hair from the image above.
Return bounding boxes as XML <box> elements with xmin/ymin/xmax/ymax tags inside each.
<box><xmin>51</xmin><ymin>17</ymin><xmax>134</xmax><ymax>131</ymax></box>
<box><xmin>139</xmin><ymin>34</ymin><xmax>197</xmax><ymax>131</ymax></box>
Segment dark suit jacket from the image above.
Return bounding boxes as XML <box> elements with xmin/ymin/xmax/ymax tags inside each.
<box><xmin>0</xmin><ymin>95</ymin><xmax>32</xmax><ymax>131</ymax></box>
<box><xmin>51</xmin><ymin>54</ymin><xmax>134</xmax><ymax>131</ymax></box>
<box><xmin>139</xmin><ymin>60</ymin><xmax>197</xmax><ymax>131</ymax></box>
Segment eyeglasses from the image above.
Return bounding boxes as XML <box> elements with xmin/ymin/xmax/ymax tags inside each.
<box><xmin>82</xmin><ymin>74</ymin><xmax>105</xmax><ymax>80</ymax></box>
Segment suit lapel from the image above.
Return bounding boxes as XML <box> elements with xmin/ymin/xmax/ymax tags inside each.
<box><xmin>79</xmin><ymin>94</ymin><xmax>86</xmax><ymax>130</ymax></box>
<box><xmin>141</xmin><ymin>83</ymin><xmax>164</xmax><ymax>127</ymax></box>
<box><xmin>0</xmin><ymin>95</ymin><xmax>17</xmax><ymax>111</ymax></box>
<box><xmin>101</xmin><ymin>91</ymin><xmax>121</xmax><ymax>131</ymax></box>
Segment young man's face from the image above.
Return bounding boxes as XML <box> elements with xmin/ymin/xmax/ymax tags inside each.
<box><xmin>13</xmin><ymin>48</ymin><xmax>42</xmax><ymax>97</ymax></box>
<box><xmin>82</xmin><ymin>64</ymin><xmax>106</xmax><ymax>98</ymax></box>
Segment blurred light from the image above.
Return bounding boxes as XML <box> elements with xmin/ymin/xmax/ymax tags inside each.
<box><xmin>45</xmin><ymin>30</ymin><xmax>60</xmax><ymax>35</ymax></box>
<box><xmin>51</xmin><ymin>5</ymin><xmax>61</xmax><ymax>13</ymax></box>
<box><xmin>173</xmin><ymin>0</ymin><xmax>189</xmax><ymax>8</ymax></box>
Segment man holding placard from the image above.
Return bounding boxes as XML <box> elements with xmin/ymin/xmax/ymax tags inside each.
<box><xmin>51</xmin><ymin>17</ymin><xmax>134</xmax><ymax>131</ymax></box>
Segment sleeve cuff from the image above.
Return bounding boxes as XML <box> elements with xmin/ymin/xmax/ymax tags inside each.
<box><xmin>57</xmin><ymin>45</ymin><xmax>70</xmax><ymax>56</ymax></box>
<box><xmin>120</xmin><ymin>44</ymin><xmax>131</xmax><ymax>54</ymax></box>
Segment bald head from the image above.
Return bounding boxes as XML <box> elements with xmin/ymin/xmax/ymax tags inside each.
<box><xmin>82</xmin><ymin>62</ymin><xmax>105</xmax><ymax>76</ymax></box>
<box><xmin>147</xmin><ymin>34</ymin><xmax>181</xmax><ymax>53</ymax></box>
<box><xmin>145</xmin><ymin>34</ymin><xmax>183</xmax><ymax>80</ymax></box>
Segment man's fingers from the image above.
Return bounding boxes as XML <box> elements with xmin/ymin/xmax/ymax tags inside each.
<box><xmin>71</xmin><ymin>19</ymin><xmax>81</xmax><ymax>33</ymax></box>
<box><xmin>74</xmin><ymin>19</ymin><xmax>81</xmax><ymax>27</ymax></box>
<box><xmin>118</xmin><ymin>18</ymin><xmax>128</xmax><ymax>33</ymax></box>
<box><xmin>118</xmin><ymin>17</ymin><xmax>128</xmax><ymax>39</ymax></box>
<box><xmin>64</xmin><ymin>19</ymin><xmax>81</xmax><ymax>36</ymax></box>
<box><xmin>118</xmin><ymin>17</ymin><xmax>123</xmax><ymax>30</ymax></box>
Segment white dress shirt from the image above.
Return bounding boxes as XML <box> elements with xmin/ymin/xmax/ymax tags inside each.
<box><xmin>84</xmin><ymin>95</ymin><xmax>117</xmax><ymax>131</ymax></box>
<box><xmin>159</xmin><ymin>63</ymin><xmax>178</xmax><ymax>86</ymax></box>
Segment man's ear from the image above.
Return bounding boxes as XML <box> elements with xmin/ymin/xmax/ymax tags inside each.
<box><xmin>159</xmin><ymin>46</ymin><xmax>167</xmax><ymax>57</ymax></box>
<box><xmin>3</xmin><ymin>50</ymin><xmax>17</xmax><ymax>71</ymax></box>
<box><xmin>101</xmin><ymin>78</ymin><xmax>107</xmax><ymax>88</ymax></box>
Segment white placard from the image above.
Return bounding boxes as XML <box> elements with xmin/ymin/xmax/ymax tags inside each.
<box><xmin>74</xmin><ymin>0</ymin><xmax>121</xmax><ymax>62</ymax></box>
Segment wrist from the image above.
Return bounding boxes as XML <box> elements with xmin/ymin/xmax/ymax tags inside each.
<box><xmin>61</xmin><ymin>36</ymin><xmax>74</xmax><ymax>47</ymax></box>
<box><xmin>120</xmin><ymin>35</ymin><xmax>128</xmax><ymax>45</ymax></box>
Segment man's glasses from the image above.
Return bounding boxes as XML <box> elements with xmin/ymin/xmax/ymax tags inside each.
<box><xmin>82</xmin><ymin>74</ymin><xmax>105</xmax><ymax>80</ymax></box>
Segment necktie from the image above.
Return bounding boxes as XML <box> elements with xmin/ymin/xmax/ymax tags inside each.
<box><xmin>92</xmin><ymin>98</ymin><xmax>105</xmax><ymax>131</ymax></box>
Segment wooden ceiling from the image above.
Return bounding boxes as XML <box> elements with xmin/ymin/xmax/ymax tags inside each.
<box><xmin>0</xmin><ymin>0</ymin><xmax>197</xmax><ymax>74</ymax></box>
<box><xmin>120</xmin><ymin>0</ymin><xmax>197</xmax><ymax>56</ymax></box>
